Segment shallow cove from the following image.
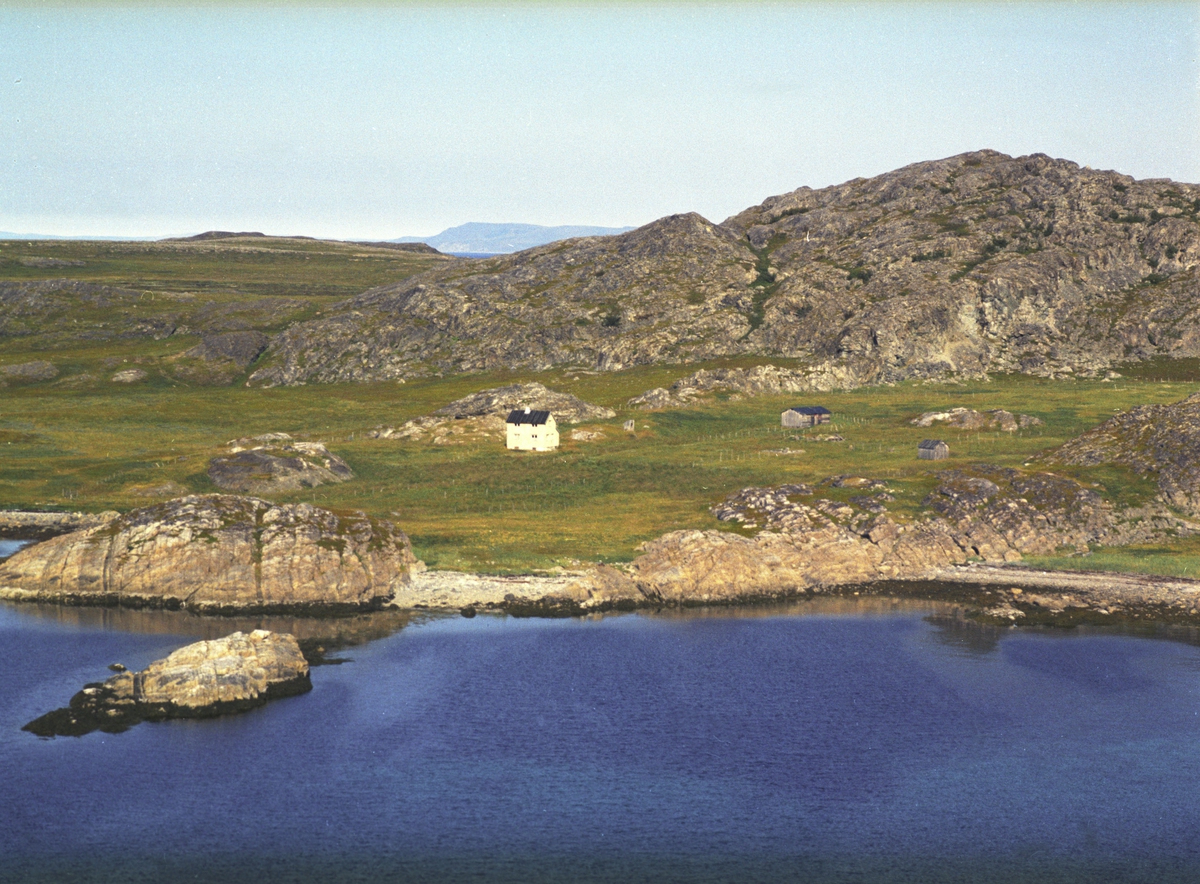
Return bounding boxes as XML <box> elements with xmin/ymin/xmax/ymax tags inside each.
<box><xmin>3</xmin><ymin>598</ymin><xmax>1200</xmax><ymax>883</ymax></box>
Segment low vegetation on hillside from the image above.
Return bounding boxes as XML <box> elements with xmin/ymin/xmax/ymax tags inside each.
<box><xmin>0</xmin><ymin>234</ymin><xmax>450</xmax><ymax>385</ymax></box>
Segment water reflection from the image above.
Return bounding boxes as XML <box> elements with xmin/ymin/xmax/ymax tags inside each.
<box><xmin>624</xmin><ymin>595</ymin><xmax>958</xmax><ymax>622</ymax></box>
<box><xmin>0</xmin><ymin>600</ymin><xmax>423</xmax><ymax>650</ymax></box>
<box><xmin>8</xmin><ymin>586</ymin><xmax>1200</xmax><ymax>660</ymax></box>
<box><xmin>924</xmin><ymin>608</ymin><xmax>1200</xmax><ymax>657</ymax></box>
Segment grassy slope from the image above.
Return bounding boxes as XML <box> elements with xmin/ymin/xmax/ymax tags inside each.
<box><xmin>1</xmin><ymin>364</ymin><xmax>1196</xmax><ymax>575</ymax></box>
<box><xmin>0</xmin><ymin>237</ymin><xmax>450</xmax><ymax>375</ymax></box>
<box><xmin>0</xmin><ymin>236</ymin><xmax>445</xmax><ymax>299</ymax></box>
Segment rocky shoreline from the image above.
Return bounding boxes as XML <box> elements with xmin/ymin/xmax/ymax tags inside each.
<box><xmin>0</xmin><ymin>495</ymin><xmax>418</xmax><ymax>613</ymax></box>
<box><xmin>395</xmin><ymin>563</ymin><xmax>1200</xmax><ymax>627</ymax></box>
<box><xmin>0</xmin><ymin>509</ymin><xmax>118</xmax><ymax>541</ymax></box>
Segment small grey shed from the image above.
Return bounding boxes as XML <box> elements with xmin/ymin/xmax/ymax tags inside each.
<box><xmin>781</xmin><ymin>406</ymin><xmax>831</xmax><ymax>428</ymax></box>
<box><xmin>918</xmin><ymin>439</ymin><xmax>949</xmax><ymax>460</ymax></box>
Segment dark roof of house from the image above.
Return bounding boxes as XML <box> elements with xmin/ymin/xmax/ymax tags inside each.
<box><xmin>918</xmin><ymin>439</ymin><xmax>948</xmax><ymax>449</ymax></box>
<box><xmin>786</xmin><ymin>406</ymin><xmax>831</xmax><ymax>415</ymax></box>
<box><xmin>506</xmin><ymin>409</ymin><xmax>551</xmax><ymax>426</ymax></box>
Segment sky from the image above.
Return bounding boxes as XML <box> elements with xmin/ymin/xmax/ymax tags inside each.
<box><xmin>1</xmin><ymin>2</ymin><xmax>1198</xmax><ymax>240</ymax></box>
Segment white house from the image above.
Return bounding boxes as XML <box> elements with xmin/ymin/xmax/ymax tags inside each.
<box><xmin>506</xmin><ymin>408</ymin><xmax>559</xmax><ymax>451</ymax></box>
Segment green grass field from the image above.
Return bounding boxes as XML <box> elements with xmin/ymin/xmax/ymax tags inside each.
<box><xmin>2</xmin><ymin>362</ymin><xmax>1197</xmax><ymax>575</ymax></box>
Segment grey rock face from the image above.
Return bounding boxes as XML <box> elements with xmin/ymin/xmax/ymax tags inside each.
<box><xmin>0</xmin><ymin>494</ymin><xmax>417</xmax><ymax>612</ymax></box>
<box><xmin>246</xmin><ymin>151</ymin><xmax>1199</xmax><ymax>388</ymax></box>
<box><xmin>1055</xmin><ymin>392</ymin><xmax>1200</xmax><ymax>517</ymax></box>
<box><xmin>433</xmin><ymin>382</ymin><xmax>615</xmax><ymax>422</ymax></box>
<box><xmin>629</xmin><ymin>364</ymin><xmax>857</xmax><ymax>409</ymax></box>
<box><xmin>911</xmin><ymin>407</ymin><xmax>1042</xmax><ymax>431</ymax></box>
<box><xmin>23</xmin><ymin>630</ymin><xmax>311</xmax><ymax>737</ymax></box>
<box><xmin>208</xmin><ymin>437</ymin><xmax>354</xmax><ymax>494</ymax></box>
<box><xmin>0</xmin><ymin>359</ymin><xmax>58</xmax><ymax>386</ymax></box>
<box><xmin>173</xmin><ymin>330</ymin><xmax>270</xmax><ymax>385</ymax></box>
<box><xmin>249</xmin><ymin>213</ymin><xmax>760</xmax><ymax>385</ymax></box>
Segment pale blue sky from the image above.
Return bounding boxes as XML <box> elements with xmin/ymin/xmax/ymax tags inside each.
<box><xmin>2</xmin><ymin>3</ymin><xmax>1197</xmax><ymax>239</ymax></box>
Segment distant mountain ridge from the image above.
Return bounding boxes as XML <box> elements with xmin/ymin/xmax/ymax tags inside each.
<box><xmin>394</xmin><ymin>222</ymin><xmax>635</xmax><ymax>254</ymax></box>
<box><xmin>249</xmin><ymin>149</ymin><xmax>1200</xmax><ymax>389</ymax></box>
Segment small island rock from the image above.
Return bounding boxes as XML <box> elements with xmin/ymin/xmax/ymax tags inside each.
<box><xmin>24</xmin><ymin>630</ymin><xmax>311</xmax><ymax>737</ymax></box>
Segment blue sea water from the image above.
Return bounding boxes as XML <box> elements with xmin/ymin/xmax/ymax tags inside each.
<box><xmin>0</xmin><ymin>539</ymin><xmax>30</xmax><ymax>559</ymax></box>
<box><xmin>2</xmin><ymin>599</ymin><xmax>1200</xmax><ymax>883</ymax></box>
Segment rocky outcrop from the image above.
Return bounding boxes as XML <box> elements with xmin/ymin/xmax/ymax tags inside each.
<box><xmin>370</xmin><ymin>382</ymin><xmax>614</xmax><ymax>442</ymax></box>
<box><xmin>911</xmin><ymin>407</ymin><xmax>1042</xmax><ymax>431</ymax></box>
<box><xmin>0</xmin><ymin>494</ymin><xmax>417</xmax><ymax>612</ymax></box>
<box><xmin>562</xmin><ymin>465</ymin><xmax>1187</xmax><ymax>611</ymax></box>
<box><xmin>629</xmin><ymin>364</ymin><xmax>857</xmax><ymax>409</ymax></box>
<box><xmin>245</xmin><ymin>151</ymin><xmax>1199</xmax><ymax>388</ymax></box>
<box><xmin>0</xmin><ymin>509</ymin><xmax>119</xmax><ymax>541</ymax></box>
<box><xmin>0</xmin><ymin>360</ymin><xmax>58</xmax><ymax>386</ymax></box>
<box><xmin>1055</xmin><ymin>392</ymin><xmax>1200</xmax><ymax>517</ymax></box>
<box><xmin>23</xmin><ymin>630</ymin><xmax>311</xmax><ymax>737</ymax></box>
<box><xmin>921</xmin><ymin>466</ymin><xmax>1121</xmax><ymax>557</ymax></box>
<box><xmin>562</xmin><ymin>522</ymin><xmax>968</xmax><ymax>609</ymax></box>
<box><xmin>433</xmin><ymin>382</ymin><xmax>615</xmax><ymax>422</ymax></box>
<box><xmin>173</xmin><ymin>330</ymin><xmax>270</xmax><ymax>385</ymax></box>
<box><xmin>208</xmin><ymin>435</ymin><xmax>353</xmax><ymax>493</ymax></box>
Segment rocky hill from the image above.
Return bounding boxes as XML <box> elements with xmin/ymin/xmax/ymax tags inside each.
<box><xmin>247</xmin><ymin>150</ymin><xmax>1199</xmax><ymax>388</ymax></box>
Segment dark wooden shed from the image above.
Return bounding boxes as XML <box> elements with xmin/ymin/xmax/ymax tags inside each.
<box><xmin>918</xmin><ymin>439</ymin><xmax>949</xmax><ymax>460</ymax></box>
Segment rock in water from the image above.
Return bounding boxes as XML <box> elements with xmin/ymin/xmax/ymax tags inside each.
<box><xmin>0</xmin><ymin>494</ymin><xmax>418</xmax><ymax>612</ymax></box>
<box><xmin>23</xmin><ymin>630</ymin><xmax>311</xmax><ymax>737</ymax></box>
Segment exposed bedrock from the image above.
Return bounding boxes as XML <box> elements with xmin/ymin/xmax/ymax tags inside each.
<box><xmin>0</xmin><ymin>509</ymin><xmax>119</xmax><ymax>542</ymax></box>
<box><xmin>1054</xmin><ymin>391</ymin><xmax>1200</xmax><ymax>518</ymax></box>
<box><xmin>208</xmin><ymin>435</ymin><xmax>354</xmax><ymax>494</ymax></box>
<box><xmin>562</xmin><ymin>466</ymin><xmax>1187</xmax><ymax>611</ymax></box>
<box><xmin>24</xmin><ymin>630</ymin><xmax>311</xmax><ymax>737</ymax></box>
<box><xmin>0</xmin><ymin>494</ymin><xmax>418</xmax><ymax>612</ymax></box>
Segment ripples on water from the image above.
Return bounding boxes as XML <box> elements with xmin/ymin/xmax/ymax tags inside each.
<box><xmin>2</xmin><ymin>597</ymin><xmax>1200</xmax><ymax>883</ymax></box>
